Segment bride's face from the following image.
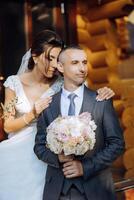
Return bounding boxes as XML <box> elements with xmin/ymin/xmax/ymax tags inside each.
<box><xmin>36</xmin><ymin>47</ymin><xmax>61</xmax><ymax>78</ymax></box>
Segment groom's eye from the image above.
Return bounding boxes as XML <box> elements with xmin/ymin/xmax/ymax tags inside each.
<box><xmin>72</xmin><ymin>60</ymin><xmax>78</xmax><ymax>64</ymax></box>
<box><xmin>83</xmin><ymin>60</ymin><xmax>87</xmax><ymax>65</ymax></box>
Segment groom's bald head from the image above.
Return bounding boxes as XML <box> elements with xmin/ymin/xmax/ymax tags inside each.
<box><xmin>58</xmin><ymin>45</ymin><xmax>84</xmax><ymax>64</ymax></box>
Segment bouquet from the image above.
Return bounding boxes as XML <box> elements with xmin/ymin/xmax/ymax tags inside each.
<box><xmin>46</xmin><ymin>112</ymin><xmax>97</xmax><ymax>156</ymax></box>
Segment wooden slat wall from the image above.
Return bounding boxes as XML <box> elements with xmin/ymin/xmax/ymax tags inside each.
<box><xmin>76</xmin><ymin>0</ymin><xmax>134</xmax><ymax>180</ymax></box>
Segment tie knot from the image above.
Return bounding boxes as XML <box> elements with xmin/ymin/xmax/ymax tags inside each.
<box><xmin>68</xmin><ymin>93</ymin><xmax>77</xmax><ymax>101</ymax></box>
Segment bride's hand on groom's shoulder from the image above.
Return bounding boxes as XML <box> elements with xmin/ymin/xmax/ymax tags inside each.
<box><xmin>96</xmin><ymin>87</ymin><xmax>115</xmax><ymax>101</ymax></box>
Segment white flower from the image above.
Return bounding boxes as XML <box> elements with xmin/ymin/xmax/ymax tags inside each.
<box><xmin>46</xmin><ymin>112</ymin><xmax>97</xmax><ymax>155</ymax></box>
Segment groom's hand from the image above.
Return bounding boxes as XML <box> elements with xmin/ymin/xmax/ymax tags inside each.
<box><xmin>62</xmin><ymin>160</ymin><xmax>83</xmax><ymax>178</ymax></box>
<box><xmin>58</xmin><ymin>154</ymin><xmax>74</xmax><ymax>163</ymax></box>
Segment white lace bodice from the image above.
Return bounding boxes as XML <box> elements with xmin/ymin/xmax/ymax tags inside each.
<box><xmin>4</xmin><ymin>75</ymin><xmax>63</xmax><ymax>114</ymax></box>
<box><xmin>3</xmin><ymin>75</ymin><xmax>64</xmax><ymax>138</ymax></box>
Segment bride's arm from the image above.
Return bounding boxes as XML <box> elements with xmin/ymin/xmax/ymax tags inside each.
<box><xmin>3</xmin><ymin>88</ymin><xmax>35</xmax><ymax>133</ymax></box>
<box><xmin>3</xmin><ymin>88</ymin><xmax>52</xmax><ymax>133</ymax></box>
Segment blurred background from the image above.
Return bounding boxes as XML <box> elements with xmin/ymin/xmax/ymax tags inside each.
<box><xmin>0</xmin><ymin>0</ymin><xmax>134</xmax><ymax>199</ymax></box>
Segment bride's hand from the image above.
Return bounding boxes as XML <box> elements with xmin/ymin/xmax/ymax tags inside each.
<box><xmin>96</xmin><ymin>87</ymin><xmax>115</xmax><ymax>101</ymax></box>
<box><xmin>33</xmin><ymin>96</ymin><xmax>52</xmax><ymax>117</ymax></box>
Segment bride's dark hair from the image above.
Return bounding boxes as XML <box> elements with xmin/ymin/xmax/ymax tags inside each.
<box><xmin>28</xmin><ymin>29</ymin><xmax>64</xmax><ymax>70</ymax></box>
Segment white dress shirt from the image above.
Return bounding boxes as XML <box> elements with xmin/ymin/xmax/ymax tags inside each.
<box><xmin>60</xmin><ymin>84</ymin><xmax>84</xmax><ymax>116</ymax></box>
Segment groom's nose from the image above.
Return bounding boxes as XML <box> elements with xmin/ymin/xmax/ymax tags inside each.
<box><xmin>79</xmin><ymin>63</ymin><xmax>86</xmax><ymax>72</ymax></box>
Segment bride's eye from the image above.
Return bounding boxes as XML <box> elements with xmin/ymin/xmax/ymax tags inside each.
<box><xmin>49</xmin><ymin>55</ymin><xmax>55</xmax><ymax>61</ymax></box>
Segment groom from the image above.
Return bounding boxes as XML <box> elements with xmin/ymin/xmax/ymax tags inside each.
<box><xmin>34</xmin><ymin>46</ymin><xmax>124</xmax><ymax>200</ymax></box>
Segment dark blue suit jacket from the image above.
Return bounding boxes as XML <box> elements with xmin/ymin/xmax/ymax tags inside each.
<box><xmin>34</xmin><ymin>86</ymin><xmax>125</xmax><ymax>200</ymax></box>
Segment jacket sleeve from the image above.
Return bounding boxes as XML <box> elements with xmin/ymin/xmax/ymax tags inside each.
<box><xmin>82</xmin><ymin>99</ymin><xmax>125</xmax><ymax>180</ymax></box>
<box><xmin>34</xmin><ymin>111</ymin><xmax>60</xmax><ymax>168</ymax></box>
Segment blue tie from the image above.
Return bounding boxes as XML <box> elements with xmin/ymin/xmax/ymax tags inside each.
<box><xmin>68</xmin><ymin>93</ymin><xmax>77</xmax><ymax>116</ymax></box>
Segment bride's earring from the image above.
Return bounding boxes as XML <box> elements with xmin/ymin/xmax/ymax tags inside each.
<box><xmin>33</xmin><ymin>57</ymin><xmax>38</xmax><ymax>65</ymax></box>
<box><xmin>34</xmin><ymin>61</ymin><xmax>37</xmax><ymax>65</ymax></box>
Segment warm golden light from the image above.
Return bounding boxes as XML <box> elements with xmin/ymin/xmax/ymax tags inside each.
<box><xmin>125</xmin><ymin>189</ymin><xmax>134</xmax><ymax>200</ymax></box>
<box><xmin>0</xmin><ymin>76</ymin><xmax>4</xmax><ymax>80</ymax></box>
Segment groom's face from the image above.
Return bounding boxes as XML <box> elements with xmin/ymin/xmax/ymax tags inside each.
<box><xmin>58</xmin><ymin>49</ymin><xmax>88</xmax><ymax>88</ymax></box>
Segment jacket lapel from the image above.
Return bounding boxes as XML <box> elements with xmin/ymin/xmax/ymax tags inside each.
<box><xmin>80</xmin><ymin>85</ymin><xmax>96</xmax><ymax>115</ymax></box>
<box><xmin>49</xmin><ymin>90</ymin><xmax>62</xmax><ymax>120</ymax></box>
<box><xmin>79</xmin><ymin>86</ymin><xmax>97</xmax><ymax>159</ymax></box>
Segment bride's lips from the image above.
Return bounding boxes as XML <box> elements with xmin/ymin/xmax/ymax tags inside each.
<box><xmin>48</xmin><ymin>70</ymin><xmax>55</xmax><ymax>73</ymax></box>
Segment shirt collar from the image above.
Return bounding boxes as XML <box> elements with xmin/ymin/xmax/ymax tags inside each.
<box><xmin>62</xmin><ymin>84</ymin><xmax>84</xmax><ymax>98</ymax></box>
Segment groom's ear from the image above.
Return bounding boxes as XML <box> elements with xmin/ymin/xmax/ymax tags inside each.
<box><xmin>57</xmin><ymin>62</ymin><xmax>64</xmax><ymax>74</ymax></box>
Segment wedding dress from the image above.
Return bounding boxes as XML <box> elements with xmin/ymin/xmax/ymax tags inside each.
<box><xmin>0</xmin><ymin>75</ymin><xmax>63</xmax><ymax>200</ymax></box>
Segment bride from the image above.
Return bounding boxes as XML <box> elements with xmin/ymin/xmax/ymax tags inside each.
<box><xmin>0</xmin><ymin>29</ymin><xmax>114</xmax><ymax>200</ymax></box>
